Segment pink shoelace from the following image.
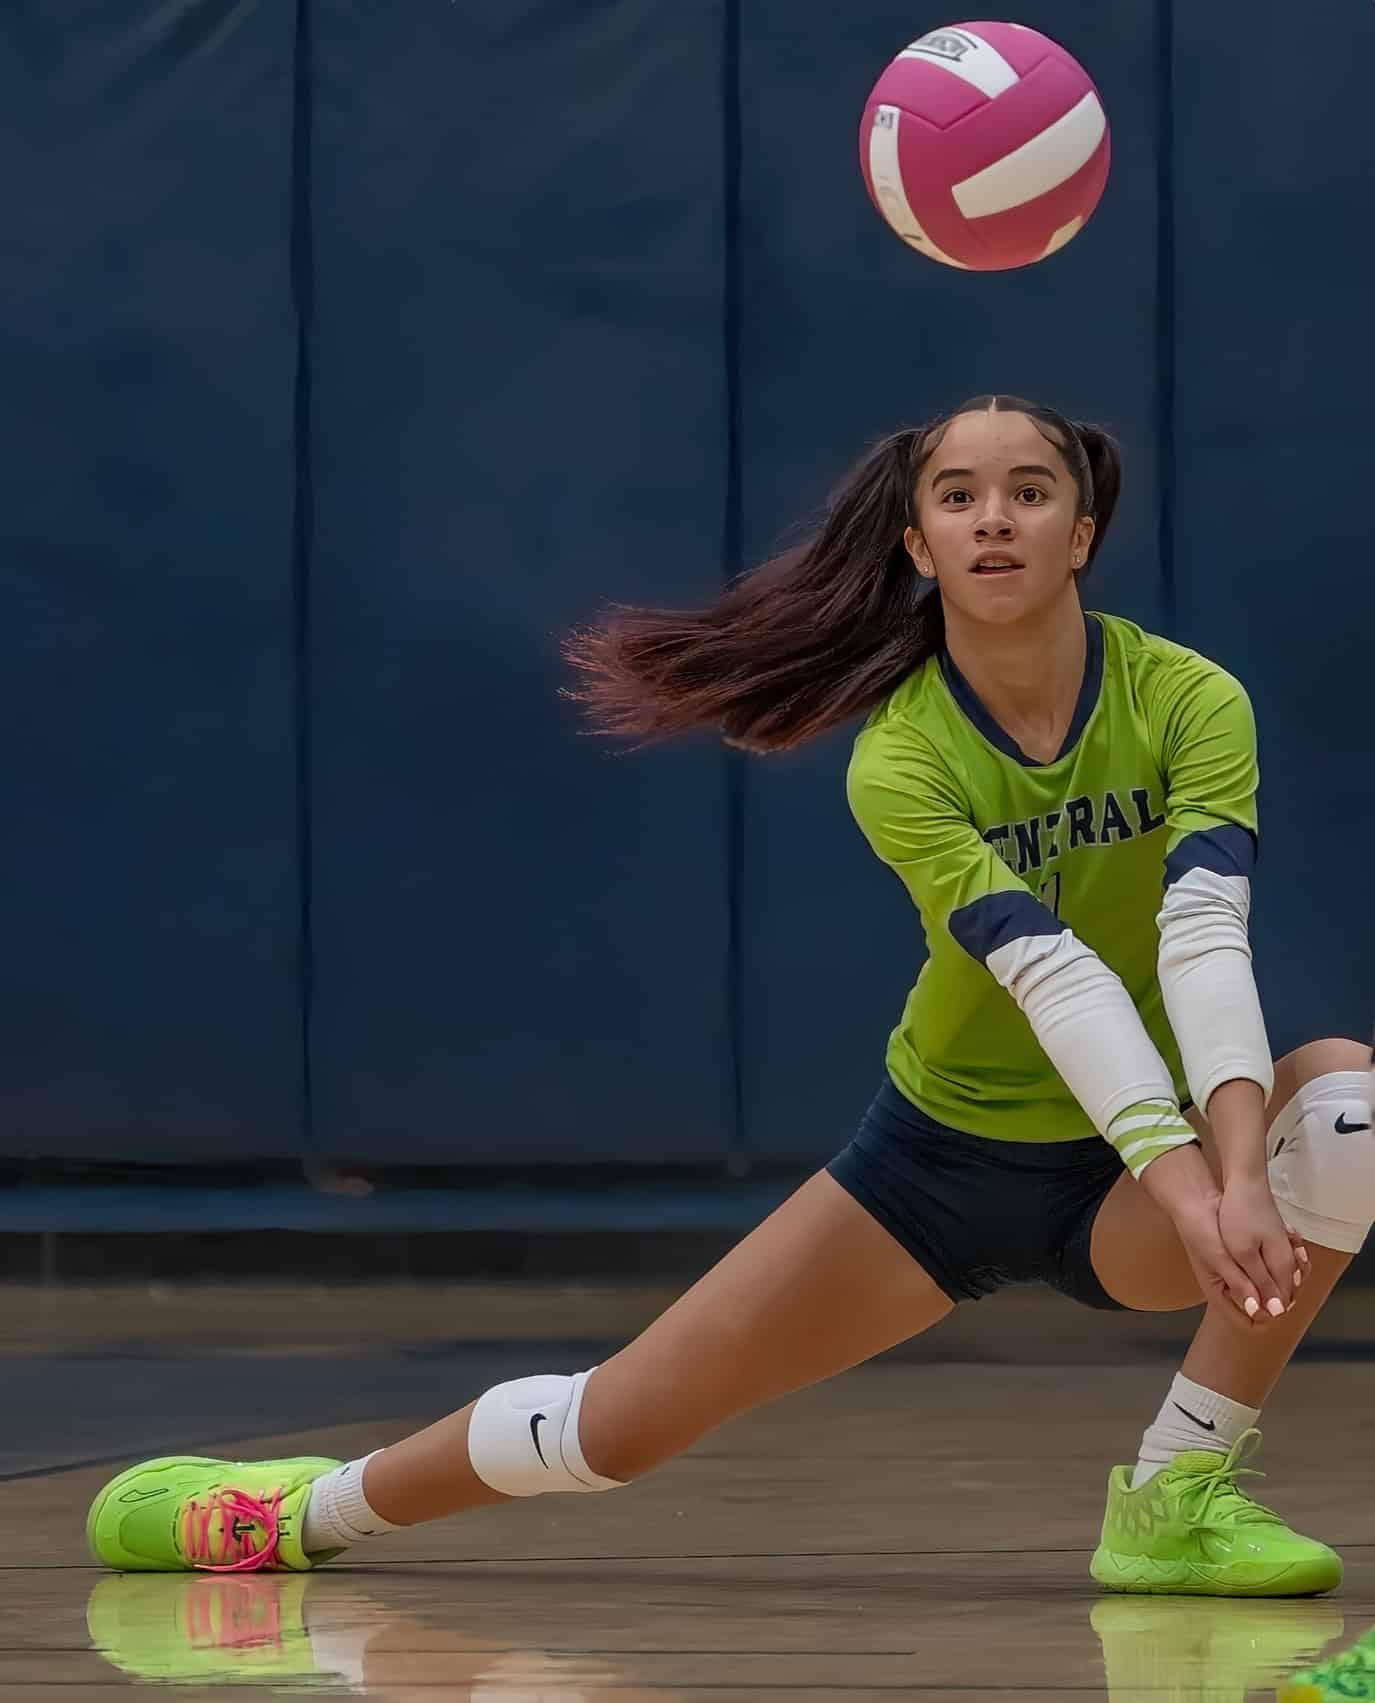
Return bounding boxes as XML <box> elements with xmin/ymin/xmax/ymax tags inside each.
<box><xmin>182</xmin><ymin>1486</ymin><xmax>284</xmax><ymax>1572</ymax></box>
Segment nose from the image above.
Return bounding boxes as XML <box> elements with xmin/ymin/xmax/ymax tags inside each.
<box><xmin>973</xmin><ymin>499</ymin><xmax>1015</xmax><ymax>540</ymax></box>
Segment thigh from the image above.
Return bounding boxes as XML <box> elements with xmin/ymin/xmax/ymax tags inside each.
<box><xmin>579</xmin><ymin>1171</ymin><xmax>953</xmax><ymax>1478</ymax></box>
<box><xmin>1088</xmin><ymin>1151</ymin><xmax>1207</xmax><ymax>1313</ymax></box>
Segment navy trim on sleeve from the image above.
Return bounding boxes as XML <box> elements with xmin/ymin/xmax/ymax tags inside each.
<box><xmin>1163</xmin><ymin>824</ymin><xmax>1257</xmax><ymax>888</ymax></box>
<box><xmin>949</xmin><ymin>889</ymin><xmax>1066</xmax><ymax>965</ymax></box>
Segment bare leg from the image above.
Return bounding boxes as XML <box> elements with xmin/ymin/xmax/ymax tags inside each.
<box><xmin>365</xmin><ymin>1171</ymin><xmax>953</xmax><ymax>1525</ymax></box>
<box><xmin>1176</xmin><ymin>1243</ymin><xmax>1349</xmax><ymax>1406</ymax></box>
<box><xmin>1090</xmin><ymin>1037</ymin><xmax>1365</xmax><ymax>1402</ymax></box>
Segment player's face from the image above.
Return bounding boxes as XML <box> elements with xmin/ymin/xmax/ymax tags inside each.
<box><xmin>905</xmin><ymin>410</ymin><xmax>1095</xmax><ymax>625</ymax></box>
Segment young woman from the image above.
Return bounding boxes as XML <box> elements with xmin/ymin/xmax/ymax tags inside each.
<box><xmin>87</xmin><ymin>396</ymin><xmax>1374</xmax><ymax>1596</ymax></box>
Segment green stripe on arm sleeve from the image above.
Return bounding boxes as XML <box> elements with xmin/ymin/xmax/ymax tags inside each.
<box><xmin>1106</xmin><ymin>1099</ymin><xmax>1200</xmax><ymax>1180</ymax></box>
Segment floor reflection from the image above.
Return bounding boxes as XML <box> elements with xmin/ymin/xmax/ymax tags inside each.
<box><xmin>1091</xmin><ymin>1595</ymin><xmax>1347</xmax><ymax>1702</ymax></box>
<box><xmin>84</xmin><ymin>1565</ymin><xmax>1375</xmax><ymax>1699</ymax></box>
<box><xmin>86</xmin><ymin>1571</ymin><xmax>675</xmax><ymax>1698</ymax></box>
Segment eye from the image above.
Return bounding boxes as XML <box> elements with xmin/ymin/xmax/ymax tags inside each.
<box><xmin>1016</xmin><ymin>485</ymin><xmax>1048</xmax><ymax>505</ymax></box>
<box><xmin>940</xmin><ymin>488</ymin><xmax>972</xmax><ymax>506</ymax></box>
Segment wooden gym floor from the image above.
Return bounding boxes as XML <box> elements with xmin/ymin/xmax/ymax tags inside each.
<box><xmin>4</xmin><ymin>1281</ymin><xmax>1375</xmax><ymax>1699</ymax></box>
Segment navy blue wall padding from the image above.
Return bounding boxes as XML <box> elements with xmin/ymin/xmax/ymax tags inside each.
<box><xmin>305</xmin><ymin>2</ymin><xmax>732</xmax><ymax>1161</ymax></box>
<box><xmin>0</xmin><ymin>1</ymin><xmax>301</xmax><ymax>1160</ymax></box>
<box><xmin>1170</xmin><ymin>0</ymin><xmax>1375</xmax><ymax>1057</ymax></box>
<box><xmin>735</xmin><ymin>1</ymin><xmax>1166</xmax><ymax>1162</ymax></box>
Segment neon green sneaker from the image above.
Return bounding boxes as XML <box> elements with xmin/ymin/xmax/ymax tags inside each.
<box><xmin>1279</xmin><ymin>1622</ymin><xmax>1375</xmax><ymax>1701</ymax></box>
<box><xmin>86</xmin><ymin>1455</ymin><xmax>343</xmax><ymax>1573</ymax></box>
<box><xmin>1090</xmin><ymin>1431</ymin><xmax>1342</xmax><ymax>1598</ymax></box>
<box><xmin>86</xmin><ymin>1573</ymin><xmax>329</xmax><ymax>1687</ymax></box>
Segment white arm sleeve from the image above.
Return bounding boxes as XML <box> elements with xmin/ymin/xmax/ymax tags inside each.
<box><xmin>1156</xmin><ymin>867</ymin><xmax>1274</xmax><ymax>1113</ymax></box>
<box><xmin>986</xmin><ymin>928</ymin><xmax>1178</xmax><ymax>1135</ymax></box>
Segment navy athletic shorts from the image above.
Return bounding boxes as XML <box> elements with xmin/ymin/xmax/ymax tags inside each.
<box><xmin>827</xmin><ymin>1076</ymin><xmax>1126</xmax><ymax>1309</ymax></box>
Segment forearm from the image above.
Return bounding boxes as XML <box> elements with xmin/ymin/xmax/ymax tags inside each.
<box><xmin>989</xmin><ymin>928</ymin><xmax>1179</xmax><ymax>1135</ymax></box>
<box><xmin>1202</xmin><ymin>1077</ymin><xmax>1268</xmax><ymax>1185</ymax></box>
<box><xmin>1157</xmin><ymin>864</ymin><xmax>1273</xmax><ymax>1112</ymax></box>
<box><xmin>1155</xmin><ymin>861</ymin><xmax>1273</xmax><ymax>1189</ymax></box>
<box><xmin>1138</xmin><ymin>1079</ymin><xmax>1267</xmax><ymax>1213</ymax></box>
<box><xmin>987</xmin><ymin>926</ymin><xmax>1201</xmax><ymax>1178</ymax></box>
<box><xmin>1136</xmin><ymin>1136</ymin><xmax>1221</xmax><ymax>1219</ymax></box>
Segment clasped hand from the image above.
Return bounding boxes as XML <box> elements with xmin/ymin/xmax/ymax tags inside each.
<box><xmin>1170</xmin><ymin>1175</ymin><xmax>1307</xmax><ymax>1325</ymax></box>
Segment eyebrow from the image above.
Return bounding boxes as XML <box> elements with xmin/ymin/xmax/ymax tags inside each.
<box><xmin>931</xmin><ymin>463</ymin><xmax>1059</xmax><ymax>487</ymax></box>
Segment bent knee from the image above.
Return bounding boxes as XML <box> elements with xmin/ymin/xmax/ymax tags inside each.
<box><xmin>1267</xmin><ymin>1052</ymin><xmax>1375</xmax><ymax>1256</ymax></box>
<box><xmin>1273</xmin><ymin>1036</ymin><xmax>1371</xmax><ymax>1107</ymax></box>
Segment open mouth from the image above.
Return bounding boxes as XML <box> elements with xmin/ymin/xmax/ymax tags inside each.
<box><xmin>971</xmin><ymin>557</ymin><xmax>1025</xmax><ymax>576</ymax></box>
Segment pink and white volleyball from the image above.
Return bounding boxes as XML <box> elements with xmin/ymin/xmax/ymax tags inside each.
<box><xmin>859</xmin><ymin>22</ymin><xmax>1110</xmax><ymax>271</ymax></box>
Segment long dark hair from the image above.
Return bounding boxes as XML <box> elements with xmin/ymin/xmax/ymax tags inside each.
<box><xmin>564</xmin><ymin>395</ymin><xmax>1122</xmax><ymax>753</ymax></box>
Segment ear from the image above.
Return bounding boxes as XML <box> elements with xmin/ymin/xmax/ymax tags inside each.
<box><xmin>904</xmin><ymin>525</ymin><xmax>935</xmax><ymax>580</ymax></box>
<box><xmin>1070</xmin><ymin>515</ymin><xmax>1096</xmax><ymax>571</ymax></box>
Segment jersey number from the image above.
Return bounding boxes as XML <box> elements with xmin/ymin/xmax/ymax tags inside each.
<box><xmin>1041</xmin><ymin>871</ymin><xmax>1062</xmax><ymax>917</ymax></box>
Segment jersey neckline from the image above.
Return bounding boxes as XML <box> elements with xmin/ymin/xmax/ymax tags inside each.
<box><xmin>937</xmin><ymin>612</ymin><xmax>1105</xmax><ymax>769</ymax></box>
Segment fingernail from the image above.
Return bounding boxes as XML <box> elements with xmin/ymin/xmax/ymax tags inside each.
<box><xmin>1299</xmin><ymin>1248</ymin><xmax>1311</xmax><ymax>1264</ymax></box>
<box><xmin>1294</xmin><ymin>1270</ymin><xmax>1303</xmax><ymax>1288</ymax></box>
<box><xmin>1244</xmin><ymin>1296</ymin><xmax>1260</xmax><ymax>1317</ymax></box>
<box><xmin>1267</xmin><ymin>1297</ymin><xmax>1285</xmax><ymax>1318</ymax></box>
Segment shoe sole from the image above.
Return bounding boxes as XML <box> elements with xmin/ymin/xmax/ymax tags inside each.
<box><xmin>1090</xmin><ymin>1544</ymin><xmax>1343</xmax><ymax>1598</ymax></box>
<box><xmin>87</xmin><ymin>1455</ymin><xmax>235</xmax><ymax>1571</ymax></box>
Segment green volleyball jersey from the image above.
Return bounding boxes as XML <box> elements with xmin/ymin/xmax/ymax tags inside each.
<box><xmin>847</xmin><ymin>611</ymin><xmax>1259</xmax><ymax>1143</ymax></box>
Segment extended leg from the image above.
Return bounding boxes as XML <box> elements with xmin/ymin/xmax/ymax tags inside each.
<box><xmin>87</xmin><ymin>1172</ymin><xmax>955</xmax><ymax>1570</ymax></box>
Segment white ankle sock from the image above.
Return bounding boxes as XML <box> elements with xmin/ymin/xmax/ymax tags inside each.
<box><xmin>1131</xmin><ymin>1373</ymin><xmax>1260</xmax><ymax>1489</ymax></box>
<box><xmin>301</xmin><ymin>1453</ymin><xmax>405</xmax><ymax>1554</ymax></box>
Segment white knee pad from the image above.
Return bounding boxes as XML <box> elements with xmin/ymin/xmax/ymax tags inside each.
<box><xmin>1268</xmin><ymin>1070</ymin><xmax>1375</xmax><ymax>1253</ymax></box>
<box><xmin>467</xmin><ymin>1369</ymin><xmax>625</xmax><ymax>1498</ymax></box>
